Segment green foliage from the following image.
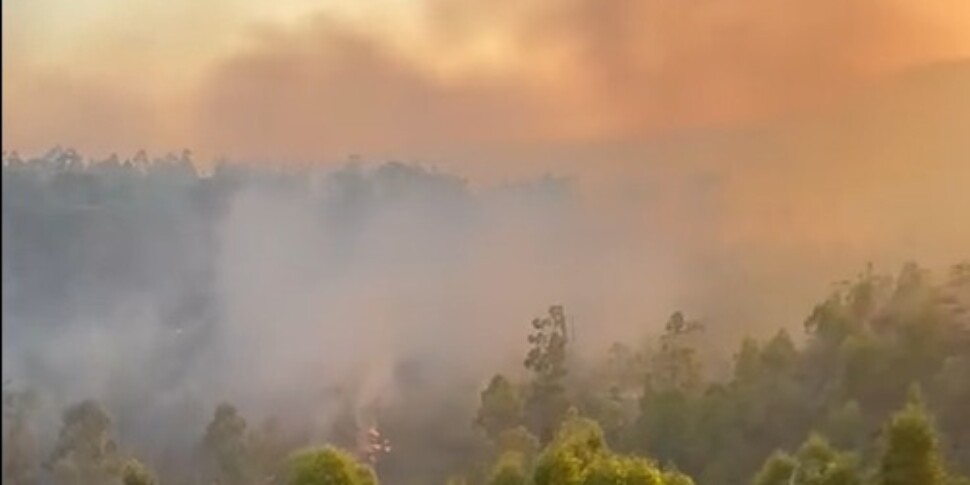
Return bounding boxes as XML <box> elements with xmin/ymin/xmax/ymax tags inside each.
<box><xmin>488</xmin><ymin>452</ymin><xmax>528</xmax><ymax>485</ymax></box>
<box><xmin>878</xmin><ymin>387</ymin><xmax>947</xmax><ymax>485</ymax></box>
<box><xmin>636</xmin><ymin>385</ymin><xmax>696</xmax><ymax>470</ymax></box>
<box><xmin>734</xmin><ymin>338</ymin><xmax>763</xmax><ymax>384</ymax></box>
<box><xmin>791</xmin><ymin>434</ymin><xmax>860</xmax><ymax>485</ymax></box>
<box><xmin>534</xmin><ymin>412</ymin><xmax>609</xmax><ymax>485</ymax></box>
<box><xmin>534</xmin><ymin>411</ymin><xmax>690</xmax><ymax>485</ymax></box>
<box><xmin>3</xmin><ymin>259</ymin><xmax>969</xmax><ymax>485</ymax></box>
<box><xmin>635</xmin><ymin>312</ymin><xmax>706</xmax><ymax>472</ymax></box>
<box><xmin>819</xmin><ymin>401</ymin><xmax>865</xmax><ymax>453</ymax></box>
<box><xmin>587</xmin><ymin>343</ymin><xmax>646</xmax><ymax>445</ymax></box>
<box><xmin>752</xmin><ymin>452</ymin><xmax>798</xmax><ymax>485</ymax></box>
<box><xmin>477</xmin><ymin>375</ymin><xmax>524</xmax><ymax>441</ymax></box>
<box><xmin>752</xmin><ymin>434</ymin><xmax>860</xmax><ymax>485</ymax></box>
<box><xmin>534</xmin><ymin>444</ymin><xmax>587</xmax><ymax>485</ymax></box>
<box><xmin>628</xmin><ymin>263</ymin><xmax>970</xmax><ymax>482</ymax></box>
<box><xmin>583</xmin><ymin>454</ymin><xmax>664</xmax><ymax>485</ymax></box>
<box><xmin>661</xmin><ymin>469</ymin><xmax>696</xmax><ymax>485</ymax></box>
<box><xmin>47</xmin><ymin>399</ymin><xmax>121</xmax><ymax>485</ymax></box>
<box><xmin>286</xmin><ymin>446</ymin><xmax>377</xmax><ymax>485</ymax></box>
<box><xmin>120</xmin><ymin>459</ymin><xmax>157</xmax><ymax>485</ymax></box>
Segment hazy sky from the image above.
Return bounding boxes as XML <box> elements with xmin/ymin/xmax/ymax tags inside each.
<box><xmin>4</xmin><ymin>0</ymin><xmax>970</xmax><ymax>167</ymax></box>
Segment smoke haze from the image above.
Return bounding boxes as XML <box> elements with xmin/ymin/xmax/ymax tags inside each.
<box><xmin>4</xmin><ymin>0</ymin><xmax>970</xmax><ymax>160</ymax></box>
<box><xmin>2</xmin><ymin>0</ymin><xmax>970</xmax><ymax>482</ymax></box>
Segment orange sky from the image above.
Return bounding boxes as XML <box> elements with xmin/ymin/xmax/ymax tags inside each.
<box><xmin>4</xmin><ymin>0</ymin><xmax>970</xmax><ymax>165</ymax></box>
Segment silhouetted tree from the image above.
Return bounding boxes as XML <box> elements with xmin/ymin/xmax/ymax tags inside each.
<box><xmin>524</xmin><ymin>305</ymin><xmax>571</xmax><ymax>443</ymax></box>
<box><xmin>202</xmin><ymin>403</ymin><xmax>255</xmax><ymax>484</ymax></box>
<box><xmin>476</xmin><ymin>375</ymin><xmax>524</xmax><ymax>441</ymax></box>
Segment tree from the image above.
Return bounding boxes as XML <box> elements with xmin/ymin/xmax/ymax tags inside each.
<box><xmin>46</xmin><ymin>400</ymin><xmax>121</xmax><ymax>485</ymax></box>
<box><xmin>605</xmin><ymin>342</ymin><xmax>647</xmax><ymax>393</ymax></box>
<box><xmin>635</xmin><ymin>312</ymin><xmax>706</xmax><ymax>472</ymax></box>
<box><xmin>791</xmin><ymin>434</ymin><xmax>860</xmax><ymax>485</ymax></box>
<box><xmin>878</xmin><ymin>387</ymin><xmax>946</xmax><ymax>485</ymax></box>
<box><xmin>534</xmin><ymin>410</ymin><xmax>692</xmax><ymax>485</ymax></box>
<box><xmin>752</xmin><ymin>452</ymin><xmax>797</xmax><ymax>485</ymax></box>
<box><xmin>584</xmin><ymin>454</ymin><xmax>664</xmax><ymax>485</ymax></box>
<box><xmin>733</xmin><ymin>338</ymin><xmax>763</xmax><ymax>385</ymax></box>
<box><xmin>2</xmin><ymin>388</ymin><xmax>38</xmax><ymax>485</ymax></box>
<box><xmin>496</xmin><ymin>426</ymin><xmax>540</xmax><ymax>464</ymax></box>
<box><xmin>476</xmin><ymin>375</ymin><xmax>524</xmax><ymax>441</ymax></box>
<box><xmin>585</xmin><ymin>342</ymin><xmax>646</xmax><ymax>446</ymax></box>
<box><xmin>662</xmin><ymin>469</ymin><xmax>696</xmax><ymax>485</ymax></box>
<box><xmin>202</xmin><ymin>403</ymin><xmax>255</xmax><ymax>484</ymax></box>
<box><xmin>121</xmin><ymin>458</ymin><xmax>157</xmax><ymax>485</ymax></box>
<box><xmin>751</xmin><ymin>434</ymin><xmax>860</xmax><ymax>485</ymax></box>
<box><xmin>651</xmin><ymin>312</ymin><xmax>704</xmax><ymax>395</ymax></box>
<box><xmin>524</xmin><ymin>305</ymin><xmax>571</xmax><ymax>443</ymax></box>
<box><xmin>488</xmin><ymin>452</ymin><xmax>528</xmax><ymax>485</ymax></box>
<box><xmin>819</xmin><ymin>401</ymin><xmax>865</xmax><ymax>452</ymax></box>
<box><xmin>533</xmin><ymin>411</ymin><xmax>608</xmax><ymax>485</ymax></box>
<box><xmin>286</xmin><ymin>446</ymin><xmax>377</xmax><ymax>485</ymax></box>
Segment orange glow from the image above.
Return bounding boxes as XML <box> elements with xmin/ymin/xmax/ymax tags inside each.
<box><xmin>4</xmin><ymin>0</ymin><xmax>970</xmax><ymax>161</ymax></box>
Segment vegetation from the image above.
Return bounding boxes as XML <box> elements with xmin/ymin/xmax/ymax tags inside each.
<box><xmin>877</xmin><ymin>388</ymin><xmax>946</xmax><ymax>485</ymax></box>
<box><xmin>121</xmin><ymin>459</ymin><xmax>159</xmax><ymax>485</ymax></box>
<box><xmin>2</xmin><ymin>152</ymin><xmax>969</xmax><ymax>484</ymax></box>
<box><xmin>286</xmin><ymin>447</ymin><xmax>377</xmax><ymax>485</ymax></box>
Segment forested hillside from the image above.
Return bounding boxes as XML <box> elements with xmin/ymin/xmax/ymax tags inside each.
<box><xmin>2</xmin><ymin>151</ymin><xmax>968</xmax><ymax>484</ymax></box>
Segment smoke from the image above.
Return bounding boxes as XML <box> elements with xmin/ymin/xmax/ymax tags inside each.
<box><xmin>181</xmin><ymin>0</ymin><xmax>970</xmax><ymax>162</ymax></box>
<box><xmin>2</xmin><ymin>0</ymin><xmax>970</xmax><ymax>481</ymax></box>
<box><xmin>0</xmin><ymin>159</ymin><xmax>681</xmax><ymax>471</ymax></box>
<box><xmin>4</xmin><ymin>0</ymin><xmax>970</xmax><ymax>161</ymax></box>
<box><xmin>192</xmin><ymin>18</ymin><xmax>552</xmax><ymax>163</ymax></box>
<box><xmin>5</xmin><ymin>91</ymin><xmax>968</xmax><ymax>453</ymax></box>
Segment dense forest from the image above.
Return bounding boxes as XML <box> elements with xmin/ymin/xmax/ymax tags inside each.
<box><xmin>2</xmin><ymin>149</ymin><xmax>969</xmax><ymax>484</ymax></box>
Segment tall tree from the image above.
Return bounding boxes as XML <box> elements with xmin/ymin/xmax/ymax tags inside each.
<box><xmin>524</xmin><ymin>305</ymin><xmax>571</xmax><ymax>443</ymax></box>
<box><xmin>636</xmin><ymin>312</ymin><xmax>706</xmax><ymax>472</ymax></box>
<box><xmin>46</xmin><ymin>400</ymin><xmax>121</xmax><ymax>485</ymax></box>
<box><xmin>202</xmin><ymin>403</ymin><xmax>255</xmax><ymax>484</ymax></box>
<box><xmin>476</xmin><ymin>375</ymin><xmax>524</xmax><ymax>441</ymax></box>
<box><xmin>878</xmin><ymin>387</ymin><xmax>946</xmax><ymax>485</ymax></box>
